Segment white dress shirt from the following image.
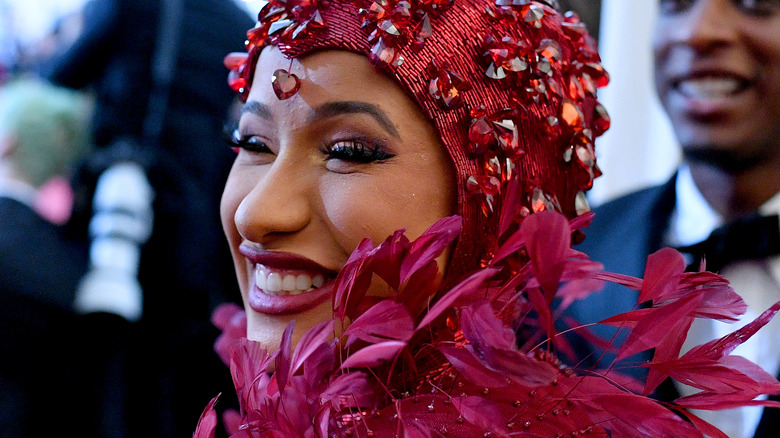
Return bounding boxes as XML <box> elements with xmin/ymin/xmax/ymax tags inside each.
<box><xmin>669</xmin><ymin>165</ymin><xmax>780</xmax><ymax>438</ymax></box>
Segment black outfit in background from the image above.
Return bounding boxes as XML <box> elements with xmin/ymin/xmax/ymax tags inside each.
<box><xmin>44</xmin><ymin>0</ymin><xmax>253</xmax><ymax>436</ymax></box>
<box><xmin>561</xmin><ymin>176</ymin><xmax>675</xmax><ymax>401</ymax></box>
<box><xmin>571</xmin><ymin>175</ymin><xmax>779</xmax><ymax>437</ymax></box>
<box><xmin>572</xmin><ymin>177</ymin><xmax>676</xmax><ymax>331</ymax></box>
<box><xmin>0</xmin><ymin>197</ymin><xmax>88</xmax><ymax>436</ymax></box>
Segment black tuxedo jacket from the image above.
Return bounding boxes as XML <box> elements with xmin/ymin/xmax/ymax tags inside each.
<box><xmin>571</xmin><ymin>175</ymin><xmax>778</xmax><ymax>437</ymax></box>
<box><xmin>571</xmin><ymin>176</ymin><xmax>676</xmax><ymax>332</ymax></box>
<box><xmin>0</xmin><ymin>197</ymin><xmax>88</xmax><ymax>435</ymax></box>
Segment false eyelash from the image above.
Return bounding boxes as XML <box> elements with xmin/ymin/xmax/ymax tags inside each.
<box><xmin>223</xmin><ymin>122</ymin><xmax>242</xmax><ymax>153</ymax></box>
<box><xmin>226</xmin><ymin>126</ymin><xmax>273</xmax><ymax>155</ymax></box>
<box><xmin>324</xmin><ymin>138</ymin><xmax>395</xmax><ymax>163</ymax></box>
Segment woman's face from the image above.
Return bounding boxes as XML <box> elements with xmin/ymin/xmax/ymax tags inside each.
<box><xmin>221</xmin><ymin>47</ymin><xmax>457</xmax><ymax>350</ymax></box>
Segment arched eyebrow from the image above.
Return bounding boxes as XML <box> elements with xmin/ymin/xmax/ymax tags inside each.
<box><xmin>241</xmin><ymin>101</ymin><xmax>272</xmax><ymax>120</ymax></box>
<box><xmin>240</xmin><ymin>100</ymin><xmax>401</xmax><ymax>140</ymax></box>
<box><xmin>309</xmin><ymin>101</ymin><xmax>401</xmax><ymax>140</ymax></box>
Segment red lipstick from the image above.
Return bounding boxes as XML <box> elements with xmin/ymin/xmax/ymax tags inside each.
<box><xmin>239</xmin><ymin>245</ymin><xmax>338</xmax><ymax>315</ymax></box>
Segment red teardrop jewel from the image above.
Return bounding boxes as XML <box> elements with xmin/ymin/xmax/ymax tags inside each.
<box><xmin>271</xmin><ymin>68</ymin><xmax>301</xmax><ymax>100</ymax></box>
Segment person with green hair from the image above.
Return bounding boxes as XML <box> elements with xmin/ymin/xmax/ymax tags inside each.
<box><xmin>0</xmin><ymin>78</ymin><xmax>91</xmax><ymax>190</ymax></box>
<box><xmin>0</xmin><ymin>77</ymin><xmax>92</xmax><ymax>435</ymax></box>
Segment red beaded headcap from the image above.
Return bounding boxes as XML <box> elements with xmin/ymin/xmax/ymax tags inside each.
<box><xmin>225</xmin><ymin>0</ymin><xmax>610</xmax><ymax>281</ymax></box>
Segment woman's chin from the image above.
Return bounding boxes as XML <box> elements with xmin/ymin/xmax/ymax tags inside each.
<box><xmin>245</xmin><ymin>299</ymin><xmax>334</xmax><ymax>352</ymax></box>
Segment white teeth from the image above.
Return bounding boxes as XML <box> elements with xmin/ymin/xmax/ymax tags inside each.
<box><xmin>255</xmin><ymin>266</ymin><xmax>267</xmax><ymax>290</ymax></box>
<box><xmin>282</xmin><ymin>275</ymin><xmax>297</xmax><ymax>291</ymax></box>
<box><xmin>678</xmin><ymin>77</ymin><xmax>741</xmax><ymax>99</ymax></box>
<box><xmin>296</xmin><ymin>274</ymin><xmax>312</xmax><ymax>290</ymax></box>
<box><xmin>266</xmin><ymin>273</ymin><xmax>283</xmax><ymax>293</ymax></box>
<box><xmin>253</xmin><ymin>266</ymin><xmax>325</xmax><ymax>296</ymax></box>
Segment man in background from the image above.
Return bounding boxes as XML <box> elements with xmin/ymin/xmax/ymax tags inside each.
<box><xmin>0</xmin><ymin>78</ymin><xmax>92</xmax><ymax>436</ymax></box>
<box><xmin>573</xmin><ymin>1</ymin><xmax>780</xmax><ymax>437</ymax></box>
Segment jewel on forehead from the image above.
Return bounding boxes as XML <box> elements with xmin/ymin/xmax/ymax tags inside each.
<box><xmin>271</xmin><ymin>68</ymin><xmax>301</xmax><ymax>100</ymax></box>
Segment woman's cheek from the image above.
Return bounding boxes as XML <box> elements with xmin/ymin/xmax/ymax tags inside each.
<box><xmin>220</xmin><ymin>170</ymin><xmax>242</xmax><ymax>232</ymax></box>
<box><xmin>220</xmin><ymin>172</ymin><xmax>251</xmax><ymax>293</ymax></box>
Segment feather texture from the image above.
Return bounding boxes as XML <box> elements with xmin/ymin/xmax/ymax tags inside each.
<box><xmin>197</xmin><ymin>212</ymin><xmax>780</xmax><ymax>438</ymax></box>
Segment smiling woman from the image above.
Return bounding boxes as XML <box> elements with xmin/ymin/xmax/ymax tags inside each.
<box><xmin>196</xmin><ymin>1</ymin><xmax>780</xmax><ymax>437</ymax></box>
<box><xmin>222</xmin><ymin>48</ymin><xmax>456</xmax><ymax>347</ymax></box>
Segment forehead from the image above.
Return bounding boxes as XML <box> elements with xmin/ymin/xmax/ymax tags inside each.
<box><xmin>248</xmin><ymin>47</ymin><xmax>420</xmax><ymax>120</ymax></box>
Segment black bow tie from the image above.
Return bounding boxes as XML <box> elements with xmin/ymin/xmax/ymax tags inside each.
<box><xmin>677</xmin><ymin>214</ymin><xmax>780</xmax><ymax>434</ymax></box>
<box><xmin>676</xmin><ymin>214</ymin><xmax>780</xmax><ymax>273</ymax></box>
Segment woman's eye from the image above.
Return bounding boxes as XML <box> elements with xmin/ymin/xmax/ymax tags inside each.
<box><xmin>325</xmin><ymin>139</ymin><xmax>395</xmax><ymax>164</ymax></box>
<box><xmin>228</xmin><ymin>129</ymin><xmax>273</xmax><ymax>155</ymax></box>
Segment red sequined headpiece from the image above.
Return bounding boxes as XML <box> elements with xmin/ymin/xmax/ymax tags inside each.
<box><xmin>225</xmin><ymin>0</ymin><xmax>610</xmax><ymax>280</ymax></box>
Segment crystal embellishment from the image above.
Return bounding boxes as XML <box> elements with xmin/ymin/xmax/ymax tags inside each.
<box><xmin>428</xmin><ymin>61</ymin><xmax>471</xmax><ymax>110</ymax></box>
<box><xmin>271</xmin><ymin>69</ymin><xmax>301</xmax><ymax>100</ymax></box>
<box><xmin>359</xmin><ymin>0</ymin><xmax>454</xmax><ymax>69</ymax></box>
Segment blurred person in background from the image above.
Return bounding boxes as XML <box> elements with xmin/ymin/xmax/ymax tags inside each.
<box><xmin>0</xmin><ymin>78</ymin><xmax>92</xmax><ymax>437</ymax></box>
<box><xmin>572</xmin><ymin>1</ymin><xmax>780</xmax><ymax>436</ymax></box>
<box><xmin>42</xmin><ymin>0</ymin><xmax>253</xmax><ymax>435</ymax></box>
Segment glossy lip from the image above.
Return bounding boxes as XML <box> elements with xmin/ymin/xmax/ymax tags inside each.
<box><xmin>239</xmin><ymin>244</ymin><xmax>339</xmax><ymax>315</ymax></box>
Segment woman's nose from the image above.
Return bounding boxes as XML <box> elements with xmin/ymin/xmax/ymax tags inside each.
<box><xmin>669</xmin><ymin>0</ymin><xmax>738</xmax><ymax>53</ymax></box>
<box><xmin>233</xmin><ymin>159</ymin><xmax>312</xmax><ymax>244</ymax></box>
